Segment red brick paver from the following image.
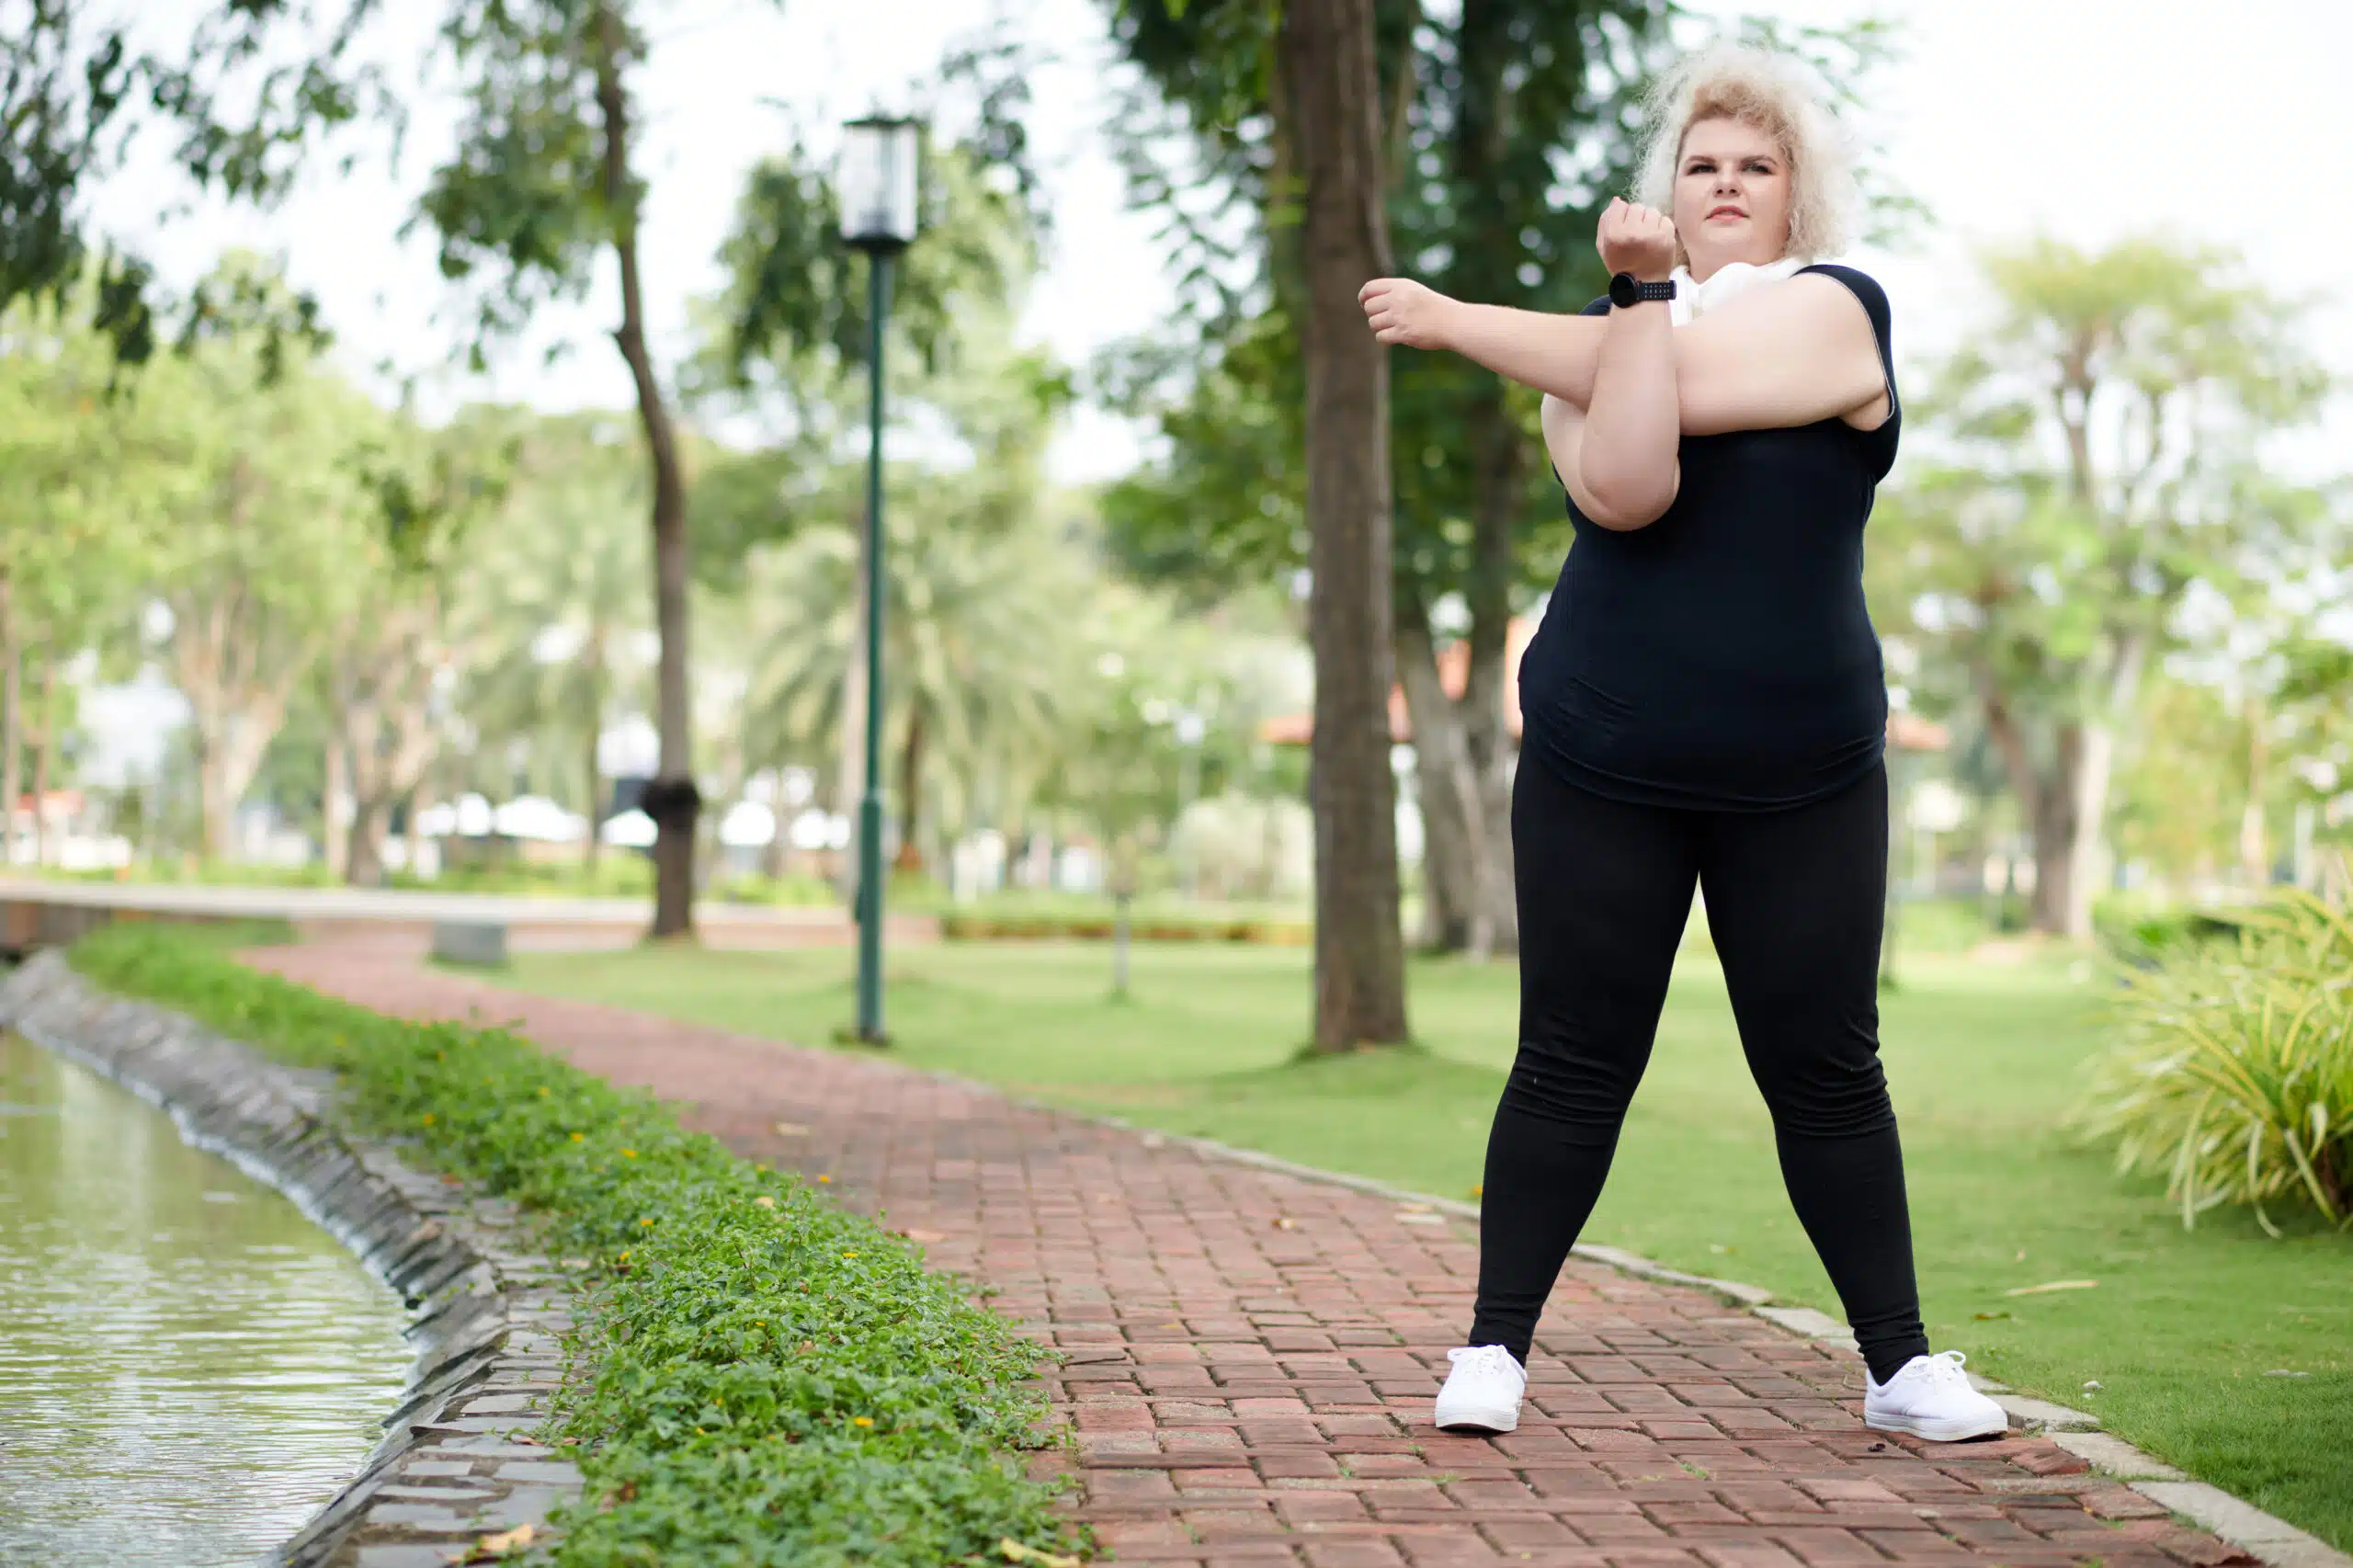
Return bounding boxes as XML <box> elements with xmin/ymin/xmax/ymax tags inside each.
<box><xmin>252</xmin><ymin>944</ymin><xmax>2249</xmax><ymax>1568</ymax></box>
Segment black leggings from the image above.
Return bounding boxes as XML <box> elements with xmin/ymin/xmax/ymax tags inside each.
<box><xmin>1471</xmin><ymin>757</ymin><xmax>1930</xmax><ymax>1384</ymax></box>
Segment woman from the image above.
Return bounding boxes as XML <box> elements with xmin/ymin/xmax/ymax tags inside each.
<box><xmin>1358</xmin><ymin>44</ymin><xmax>2007</xmax><ymax>1444</ymax></box>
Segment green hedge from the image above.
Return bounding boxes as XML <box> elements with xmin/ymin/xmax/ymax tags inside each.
<box><xmin>2091</xmin><ymin>896</ymin><xmax>2250</xmax><ymax>968</ymax></box>
<box><xmin>941</xmin><ymin>910</ymin><xmax>1311</xmax><ymax>944</ymax></box>
<box><xmin>933</xmin><ymin>895</ymin><xmax>1312</xmax><ymax>945</ymax></box>
<box><xmin>65</xmin><ymin>926</ymin><xmax>1090</xmax><ymax>1567</ymax></box>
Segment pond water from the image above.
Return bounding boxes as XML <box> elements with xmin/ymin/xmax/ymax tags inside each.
<box><xmin>0</xmin><ymin>1029</ymin><xmax>415</xmax><ymax>1568</ymax></box>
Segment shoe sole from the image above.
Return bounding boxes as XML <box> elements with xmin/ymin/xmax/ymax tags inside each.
<box><xmin>1434</xmin><ymin>1404</ymin><xmax>1520</xmax><ymax>1435</ymax></box>
<box><xmin>1864</xmin><ymin>1408</ymin><xmax>2009</xmax><ymax>1443</ymax></box>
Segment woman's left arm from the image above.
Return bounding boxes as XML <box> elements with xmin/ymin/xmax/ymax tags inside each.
<box><xmin>1667</xmin><ymin>274</ymin><xmax>1891</xmax><ymax>436</ymax></box>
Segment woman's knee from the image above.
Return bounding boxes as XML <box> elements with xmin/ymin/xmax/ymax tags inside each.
<box><xmin>1498</xmin><ymin>1037</ymin><xmax>1645</xmax><ymax>1134</ymax></box>
<box><xmin>1753</xmin><ymin>1051</ymin><xmax>1895</xmax><ymax>1138</ymax></box>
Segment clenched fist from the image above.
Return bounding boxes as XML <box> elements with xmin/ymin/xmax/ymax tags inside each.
<box><xmin>1597</xmin><ymin>198</ymin><xmax>1677</xmax><ymax>281</ymax></box>
<box><xmin>1358</xmin><ymin>277</ymin><xmax>1460</xmax><ymax>350</ymax></box>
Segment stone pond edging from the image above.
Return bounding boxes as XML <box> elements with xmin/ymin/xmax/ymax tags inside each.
<box><xmin>0</xmin><ymin>951</ymin><xmax>584</xmax><ymax>1568</ymax></box>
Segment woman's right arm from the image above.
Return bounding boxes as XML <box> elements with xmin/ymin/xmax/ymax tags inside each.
<box><xmin>1361</xmin><ymin>281</ymin><xmax>1607</xmax><ymax>404</ymax></box>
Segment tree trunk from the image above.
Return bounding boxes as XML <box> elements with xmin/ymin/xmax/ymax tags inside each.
<box><xmin>596</xmin><ymin>3</ymin><xmax>698</xmax><ymax>939</ymax></box>
<box><xmin>834</xmin><ymin>524</ymin><xmax>870</xmax><ymax>907</ymax></box>
<box><xmin>323</xmin><ymin>709</ymin><xmax>350</xmax><ymax>881</ymax></box>
<box><xmin>0</xmin><ymin>577</ymin><xmax>18</xmax><ymax>869</ymax></box>
<box><xmin>346</xmin><ymin>796</ymin><xmax>389</xmax><ymax>889</ymax></box>
<box><xmin>2025</xmin><ymin>725</ymin><xmax>2082</xmax><ymax>936</ymax></box>
<box><xmin>2052</xmin><ymin>631</ymin><xmax>2147</xmax><ymax>937</ymax></box>
<box><xmin>28</xmin><ymin>656</ymin><xmax>56</xmax><ymax>866</ymax></box>
<box><xmin>411</xmin><ymin>771</ymin><xmax>439</xmax><ymax>882</ymax></box>
<box><xmin>1978</xmin><ymin>671</ymin><xmax>2069</xmax><ymax>935</ymax></box>
<box><xmin>1279</xmin><ymin>0</ymin><xmax>1409</xmax><ymax>1051</ymax></box>
<box><xmin>2238</xmin><ymin>694</ymin><xmax>2268</xmax><ymax>892</ymax></box>
<box><xmin>1396</xmin><ymin>592</ymin><xmax>1482</xmax><ymax>952</ymax></box>
<box><xmin>895</xmin><ymin>703</ymin><xmax>925</xmax><ymax>873</ymax></box>
<box><xmin>196</xmin><ymin>732</ymin><xmax>234</xmax><ymax>862</ymax></box>
<box><xmin>582</xmin><ymin>645</ymin><xmax>605</xmax><ymax>873</ymax></box>
<box><xmin>2062</xmin><ymin>722</ymin><xmax>2115</xmax><ymax>938</ymax></box>
<box><xmin>1461</xmin><ymin>388</ymin><xmax>1522</xmax><ymax>954</ymax></box>
<box><xmin>759</xmin><ymin>770</ymin><xmax>791</xmax><ymax>881</ymax></box>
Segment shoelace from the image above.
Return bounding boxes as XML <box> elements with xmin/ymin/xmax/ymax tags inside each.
<box><xmin>1915</xmin><ymin>1349</ymin><xmax>1972</xmax><ymax>1388</ymax></box>
<box><xmin>1448</xmin><ymin>1345</ymin><xmax>1519</xmax><ymax>1379</ymax></box>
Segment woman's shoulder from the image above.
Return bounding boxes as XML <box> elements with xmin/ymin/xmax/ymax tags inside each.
<box><xmin>1793</xmin><ymin>263</ymin><xmax>1892</xmax><ymax>333</ymax></box>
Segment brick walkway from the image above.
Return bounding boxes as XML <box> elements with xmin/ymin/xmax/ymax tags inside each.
<box><xmin>250</xmin><ymin>943</ymin><xmax>2249</xmax><ymax>1568</ymax></box>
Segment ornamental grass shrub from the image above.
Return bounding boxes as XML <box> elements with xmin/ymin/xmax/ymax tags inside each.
<box><xmin>2073</xmin><ymin>882</ymin><xmax>2353</xmax><ymax>1233</ymax></box>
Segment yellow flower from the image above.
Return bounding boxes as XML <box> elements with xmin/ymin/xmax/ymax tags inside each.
<box><xmin>852</xmin><ymin>1416</ymin><xmax>873</xmax><ymax>1428</ymax></box>
<box><xmin>843</xmin><ymin>1251</ymin><xmax>858</xmax><ymax>1259</ymax></box>
<box><xmin>538</xmin><ymin>1087</ymin><xmax>550</xmax><ymax>1097</ymax></box>
<box><xmin>619</xmin><ymin>1251</ymin><xmax>631</xmax><ymax>1262</ymax></box>
<box><xmin>571</xmin><ymin>1132</ymin><xmax>584</xmax><ymax>1142</ymax></box>
<box><xmin>620</xmin><ymin>1149</ymin><xmax>637</xmax><ymax>1159</ymax></box>
<box><xmin>421</xmin><ymin>1114</ymin><xmax>436</xmax><ymax>1126</ymax></box>
<box><xmin>817</xmin><ymin>1175</ymin><xmax>831</xmax><ymax>1184</ymax></box>
<box><xmin>640</xmin><ymin>1218</ymin><xmax>654</xmax><ymax>1227</ymax></box>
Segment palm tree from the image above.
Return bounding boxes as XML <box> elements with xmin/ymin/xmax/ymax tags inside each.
<box><xmin>460</xmin><ymin>416</ymin><xmax>651</xmax><ymax>869</ymax></box>
<box><xmin>739</xmin><ymin>491</ymin><xmax>1077</xmax><ymax>875</ymax></box>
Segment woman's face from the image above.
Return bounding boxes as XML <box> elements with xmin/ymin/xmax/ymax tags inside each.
<box><xmin>1671</xmin><ymin>116</ymin><xmax>1793</xmax><ymax>278</ymax></box>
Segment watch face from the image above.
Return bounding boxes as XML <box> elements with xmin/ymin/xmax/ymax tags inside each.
<box><xmin>1608</xmin><ymin>271</ymin><xmax>1635</xmax><ymax>308</ymax></box>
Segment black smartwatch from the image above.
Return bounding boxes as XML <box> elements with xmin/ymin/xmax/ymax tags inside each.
<box><xmin>1608</xmin><ymin>271</ymin><xmax>1677</xmax><ymax>309</ymax></box>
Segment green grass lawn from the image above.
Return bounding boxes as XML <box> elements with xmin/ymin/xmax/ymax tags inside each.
<box><xmin>488</xmin><ymin>938</ymin><xmax>2351</xmax><ymax>1550</ymax></box>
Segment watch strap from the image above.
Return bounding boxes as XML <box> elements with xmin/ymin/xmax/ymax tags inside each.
<box><xmin>1609</xmin><ymin>271</ymin><xmax>1677</xmax><ymax>307</ymax></box>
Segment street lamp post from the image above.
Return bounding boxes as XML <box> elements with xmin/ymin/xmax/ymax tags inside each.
<box><xmin>839</xmin><ymin>113</ymin><xmax>920</xmax><ymax>1044</ymax></box>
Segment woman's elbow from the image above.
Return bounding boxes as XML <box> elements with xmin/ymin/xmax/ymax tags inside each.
<box><xmin>1578</xmin><ymin>469</ymin><xmax>1677</xmax><ymax>531</ymax></box>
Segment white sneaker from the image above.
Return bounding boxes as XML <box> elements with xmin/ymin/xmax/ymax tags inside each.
<box><xmin>1864</xmin><ymin>1350</ymin><xmax>2010</xmax><ymax>1442</ymax></box>
<box><xmin>1434</xmin><ymin>1344</ymin><xmax>1527</xmax><ymax>1434</ymax></box>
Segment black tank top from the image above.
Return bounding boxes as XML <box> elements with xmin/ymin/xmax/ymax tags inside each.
<box><xmin>1518</xmin><ymin>263</ymin><xmax>1898</xmax><ymax>811</ymax></box>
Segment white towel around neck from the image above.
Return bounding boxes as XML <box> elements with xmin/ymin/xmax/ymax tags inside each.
<box><xmin>1668</xmin><ymin>256</ymin><xmax>1806</xmax><ymax>326</ymax></box>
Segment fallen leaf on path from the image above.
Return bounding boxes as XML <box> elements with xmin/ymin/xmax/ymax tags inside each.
<box><xmin>448</xmin><ymin>1522</ymin><xmax>535</xmax><ymax>1562</ymax></box>
<box><xmin>1397</xmin><ymin>1203</ymin><xmax>1432</xmax><ymax>1212</ymax></box>
<box><xmin>999</xmin><ymin>1538</ymin><xmax>1081</xmax><ymax>1568</ymax></box>
<box><xmin>899</xmin><ymin>1228</ymin><xmax>949</xmax><ymax>1243</ymax></box>
<box><xmin>1271</xmin><ymin>1216</ymin><xmax>1297</xmax><ymax>1230</ymax></box>
<box><xmin>774</xmin><ymin>1121</ymin><xmax>810</xmax><ymax>1136</ymax></box>
<box><xmin>2005</xmin><ymin>1279</ymin><xmax>2097</xmax><ymax>1296</ymax></box>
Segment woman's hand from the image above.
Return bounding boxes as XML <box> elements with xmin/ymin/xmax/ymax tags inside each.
<box><xmin>1597</xmin><ymin>198</ymin><xmax>1677</xmax><ymax>281</ymax></box>
<box><xmin>1358</xmin><ymin>277</ymin><xmax>1461</xmax><ymax>350</ymax></box>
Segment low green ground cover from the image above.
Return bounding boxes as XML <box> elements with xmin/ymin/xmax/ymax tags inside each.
<box><xmin>64</xmin><ymin>925</ymin><xmax>1086</xmax><ymax>1568</ymax></box>
<box><xmin>494</xmin><ymin>937</ymin><xmax>2353</xmax><ymax>1551</ymax></box>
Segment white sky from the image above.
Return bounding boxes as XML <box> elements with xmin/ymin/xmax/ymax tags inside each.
<box><xmin>86</xmin><ymin>0</ymin><xmax>2353</xmax><ymax>483</ymax></box>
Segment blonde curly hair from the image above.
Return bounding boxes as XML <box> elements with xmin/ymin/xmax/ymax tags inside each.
<box><xmin>1632</xmin><ymin>42</ymin><xmax>1859</xmax><ymax>263</ymax></box>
